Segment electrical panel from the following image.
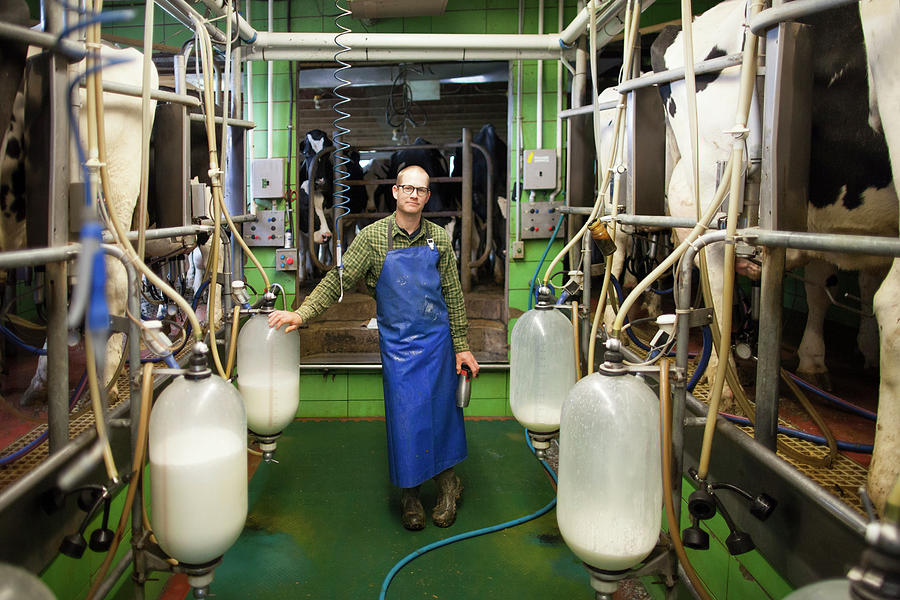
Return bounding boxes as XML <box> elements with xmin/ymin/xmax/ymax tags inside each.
<box><xmin>250</xmin><ymin>158</ymin><xmax>285</xmax><ymax>199</ymax></box>
<box><xmin>242</xmin><ymin>210</ymin><xmax>285</xmax><ymax>246</ymax></box>
<box><xmin>275</xmin><ymin>248</ymin><xmax>298</xmax><ymax>271</ymax></box>
<box><xmin>522</xmin><ymin>201</ymin><xmax>565</xmax><ymax>239</ymax></box>
<box><xmin>522</xmin><ymin>149</ymin><xmax>557</xmax><ymax>190</ymax></box>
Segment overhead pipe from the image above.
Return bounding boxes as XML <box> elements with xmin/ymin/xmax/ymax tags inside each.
<box><xmin>267</xmin><ymin>0</ymin><xmax>273</xmax><ymax>159</ymax></box>
<box><xmin>749</xmin><ymin>0</ymin><xmax>861</xmax><ymax>35</ymax></box>
<box><xmin>155</xmin><ymin>0</ymin><xmax>227</xmax><ymax>43</ymax></box>
<box><xmin>548</xmin><ymin>0</ymin><xmax>566</xmax><ymax>203</ymax></box>
<box><xmin>245</xmin><ymin>34</ymin><xmax>577</xmax><ymax>62</ymax></box>
<box><xmin>194</xmin><ymin>0</ymin><xmax>258</xmax><ymax>42</ymax></box>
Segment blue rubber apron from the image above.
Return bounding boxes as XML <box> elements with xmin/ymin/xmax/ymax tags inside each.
<box><xmin>376</xmin><ymin>220</ymin><xmax>467</xmax><ymax>488</ymax></box>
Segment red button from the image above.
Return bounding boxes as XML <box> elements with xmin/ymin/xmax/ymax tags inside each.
<box><xmin>286</xmin><ymin>257</ymin><xmax>294</xmax><ymax>265</ymax></box>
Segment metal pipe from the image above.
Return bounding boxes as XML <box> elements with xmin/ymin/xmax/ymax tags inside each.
<box><xmin>556</xmin><ymin>207</ymin><xmax>699</xmax><ymax>228</ymax></box>
<box><xmin>0</xmin><ymin>245</ymin><xmax>77</xmax><ymax>270</ymax></box>
<box><xmin>154</xmin><ymin>0</ymin><xmax>227</xmax><ymax>43</ymax></box>
<box><xmin>0</xmin><ymin>21</ymin><xmax>84</xmax><ymax>60</ymax></box>
<box><xmin>461</xmin><ymin>128</ymin><xmax>473</xmax><ymax>293</ymax></box>
<box><xmin>101</xmin><ymin>224</ymin><xmax>213</xmax><ymax>244</ymax></box>
<box><xmin>246</xmin><ymin>33</ymin><xmax>577</xmax><ymax>62</ymax></box>
<box><xmin>92</xmin><ymin>549</ymin><xmax>134</xmax><ymax>600</ymax></box>
<box><xmin>684</xmin><ymin>393</ymin><xmax>867</xmax><ymax>535</ymax></box>
<box><xmin>267</xmin><ymin>0</ymin><xmax>273</xmax><ymax>159</ymax></box>
<box><xmin>749</xmin><ymin>0</ymin><xmax>861</xmax><ymax>35</ymax></box>
<box><xmin>468</xmin><ymin>142</ymin><xmax>496</xmax><ymax>269</ymax></box>
<box><xmin>80</xmin><ymin>79</ymin><xmax>200</xmax><ymax>107</ymax></box>
<box><xmin>559</xmin><ymin>53</ymin><xmax>743</xmax><ymax>119</ymax></box>
<box><xmin>194</xmin><ymin>0</ymin><xmax>258</xmax><ymax>43</ymax></box>
<box><xmin>537</xmin><ymin>0</ymin><xmax>545</xmax><ymax>150</ymax></box>
<box><xmin>45</xmin><ymin>0</ymin><xmax>70</xmax><ymax>455</ymax></box>
<box><xmin>560</xmin><ymin>0</ymin><xmax>628</xmax><ymax>46</ymax></box>
<box><xmin>188</xmin><ymin>113</ymin><xmax>256</xmax><ymax>130</ymax></box>
<box><xmin>200</xmin><ymin>213</ymin><xmax>258</xmax><ymax>225</ymax></box>
<box><xmin>755</xmin><ymin>247</ymin><xmax>785</xmax><ymax>450</ymax></box>
<box><xmin>742</xmin><ymin>229</ymin><xmax>900</xmax><ymax>257</ymax></box>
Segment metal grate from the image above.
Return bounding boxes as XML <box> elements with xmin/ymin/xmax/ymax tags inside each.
<box><xmin>0</xmin><ymin>339</ymin><xmax>196</xmax><ymax>492</ymax></box>
<box><xmin>625</xmin><ymin>324</ymin><xmax>869</xmax><ymax>518</ymax></box>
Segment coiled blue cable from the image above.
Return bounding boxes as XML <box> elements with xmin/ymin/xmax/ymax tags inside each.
<box><xmin>528</xmin><ymin>214</ymin><xmax>566</xmax><ymax>309</ymax></box>
<box><xmin>331</xmin><ymin>1</ymin><xmax>353</xmax><ymax>278</ymax></box>
<box><xmin>379</xmin><ymin>431</ymin><xmax>558</xmax><ymax>599</ymax></box>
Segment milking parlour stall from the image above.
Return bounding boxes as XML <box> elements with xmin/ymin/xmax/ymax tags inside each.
<box><xmin>0</xmin><ymin>1</ymin><xmax>898</xmax><ymax>599</ymax></box>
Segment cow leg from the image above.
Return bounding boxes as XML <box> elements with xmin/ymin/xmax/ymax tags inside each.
<box><xmin>872</xmin><ymin>259</ymin><xmax>900</xmax><ymax>515</ymax></box>
<box><xmin>797</xmin><ymin>259</ymin><xmax>836</xmax><ymax>390</ymax></box>
<box><xmin>861</xmin><ymin>0</ymin><xmax>900</xmax><ymax>515</ymax></box>
<box><xmin>20</xmin><ymin>345</ymin><xmax>48</xmax><ymax>407</ymax></box>
<box><xmin>858</xmin><ymin>266</ymin><xmax>887</xmax><ymax>371</ymax></box>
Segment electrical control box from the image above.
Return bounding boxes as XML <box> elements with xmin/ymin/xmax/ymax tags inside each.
<box><xmin>251</xmin><ymin>158</ymin><xmax>285</xmax><ymax>199</ymax></box>
<box><xmin>522</xmin><ymin>200</ymin><xmax>565</xmax><ymax>239</ymax></box>
<box><xmin>242</xmin><ymin>210</ymin><xmax>285</xmax><ymax>246</ymax></box>
<box><xmin>522</xmin><ymin>149</ymin><xmax>557</xmax><ymax>190</ymax></box>
<box><xmin>275</xmin><ymin>248</ymin><xmax>298</xmax><ymax>271</ymax></box>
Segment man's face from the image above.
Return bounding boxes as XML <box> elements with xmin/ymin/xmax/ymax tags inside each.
<box><xmin>393</xmin><ymin>170</ymin><xmax>431</xmax><ymax>218</ymax></box>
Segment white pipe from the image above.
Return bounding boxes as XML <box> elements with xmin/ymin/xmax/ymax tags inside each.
<box><xmin>514</xmin><ymin>0</ymin><xmax>525</xmax><ymax>243</ymax></box>
<box><xmin>246</xmin><ymin>0</ymin><xmax>255</xmax><ymax>215</ymax></box>
<box><xmin>537</xmin><ymin>0</ymin><xmax>544</xmax><ymax>150</ymax></box>
<box><xmin>548</xmin><ymin>0</ymin><xmax>566</xmax><ymax>202</ymax></box>
<box><xmin>560</xmin><ymin>0</ymin><xmax>628</xmax><ymax>45</ymax></box>
<box><xmin>248</xmin><ymin>47</ymin><xmax>571</xmax><ymax>62</ymax></box>
<box><xmin>246</xmin><ymin>32</ymin><xmax>578</xmax><ymax>62</ymax></box>
<box><xmin>267</xmin><ymin>0</ymin><xmax>273</xmax><ymax>159</ymax></box>
<box><xmin>194</xmin><ymin>0</ymin><xmax>258</xmax><ymax>42</ymax></box>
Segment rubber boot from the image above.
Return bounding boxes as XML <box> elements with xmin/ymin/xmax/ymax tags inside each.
<box><xmin>432</xmin><ymin>468</ymin><xmax>463</xmax><ymax>528</ymax></box>
<box><xmin>400</xmin><ymin>486</ymin><xmax>425</xmax><ymax>531</ymax></box>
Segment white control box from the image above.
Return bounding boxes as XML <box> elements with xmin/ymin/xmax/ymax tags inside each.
<box><xmin>251</xmin><ymin>158</ymin><xmax>285</xmax><ymax>199</ymax></box>
<box><xmin>522</xmin><ymin>149</ymin><xmax>557</xmax><ymax>189</ymax></box>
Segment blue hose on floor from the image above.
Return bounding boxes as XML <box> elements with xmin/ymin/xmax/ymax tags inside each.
<box><xmin>378</xmin><ymin>431</ymin><xmax>558</xmax><ymax>599</ymax></box>
<box><xmin>719</xmin><ymin>413</ymin><xmax>874</xmax><ymax>453</ymax></box>
<box><xmin>0</xmin><ymin>325</ymin><xmax>48</xmax><ymax>356</ymax></box>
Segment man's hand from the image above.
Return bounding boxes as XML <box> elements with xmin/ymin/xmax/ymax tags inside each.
<box><xmin>456</xmin><ymin>351</ymin><xmax>479</xmax><ymax>377</ymax></box>
<box><xmin>268</xmin><ymin>310</ymin><xmax>303</xmax><ymax>333</ymax></box>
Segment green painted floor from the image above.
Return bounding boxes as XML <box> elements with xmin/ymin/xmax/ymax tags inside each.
<box><xmin>209</xmin><ymin>418</ymin><xmax>595</xmax><ymax>599</ymax></box>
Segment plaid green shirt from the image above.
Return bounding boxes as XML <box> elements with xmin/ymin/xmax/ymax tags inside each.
<box><xmin>295</xmin><ymin>214</ymin><xmax>470</xmax><ymax>353</ymax></box>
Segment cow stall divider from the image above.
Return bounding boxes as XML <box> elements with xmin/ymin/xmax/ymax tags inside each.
<box><xmin>298</xmin><ymin>129</ymin><xmax>495</xmax><ymax>293</ymax></box>
<box><xmin>536</xmin><ymin>0</ymin><xmax>900</xmax><ymax>595</ymax></box>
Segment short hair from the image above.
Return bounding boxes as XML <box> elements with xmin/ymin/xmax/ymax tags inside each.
<box><xmin>396</xmin><ymin>165</ymin><xmax>430</xmax><ymax>186</ymax></box>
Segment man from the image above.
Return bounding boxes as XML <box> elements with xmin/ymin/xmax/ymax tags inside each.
<box><xmin>268</xmin><ymin>165</ymin><xmax>480</xmax><ymax>531</ymax></box>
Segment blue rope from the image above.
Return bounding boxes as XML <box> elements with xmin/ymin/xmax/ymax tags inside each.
<box><xmin>378</xmin><ymin>431</ymin><xmax>557</xmax><ymax>599</ymax></box>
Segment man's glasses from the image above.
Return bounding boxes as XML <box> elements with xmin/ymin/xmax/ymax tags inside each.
<box><xmin>397</xmin><ymin>184</ymin><xmax>430</xmax><ymax>196</ymax></box>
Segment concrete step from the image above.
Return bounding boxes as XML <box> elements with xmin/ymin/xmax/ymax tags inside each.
<box><xmin>297</xmin><ymin>291</ymin><xmax>505</xmax><ymax>323</ymax></box>
<box><xmin>299</xmin><ymin>318</ymin><xmax>508</xmax><ymax>363</ymax></box>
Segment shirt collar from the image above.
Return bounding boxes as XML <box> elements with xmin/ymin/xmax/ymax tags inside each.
<box><xmin>391</xmin><ymin>213</ymin><xmax>423</xmax><ymax>241</ymax></box>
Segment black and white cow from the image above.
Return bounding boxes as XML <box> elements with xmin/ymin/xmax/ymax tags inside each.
<box><xmin>1</xmin><ymin>42</ymin><xmax>157</xmax><ymax>405</ymax></box>
<box><xmin>859</xmin><ymin>0</ymin><xmax>900</xmax><ymax>514</ymax></box>
<box><xmin>295</xmin><ymin>129</ymin><xmax>368</xmax><ymax>278</ymax></box>
<box><xmin>451</xmin><ymin>123</ymin><xmax>508</xmax><ymax>285</ymax></box>
<box><xmin>649</xmin><ymin>0</ymin><xmax>897</xmax><ymax>391</ymax></box>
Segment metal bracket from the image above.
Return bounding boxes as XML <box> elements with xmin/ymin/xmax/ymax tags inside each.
<box><xmin>108</xmin><ymin>315</ymin><xmax>130</xmax><ymax>334</ymax></box>
<box><xmin>627</xmin><ymin>538</ymin><xmax>677</xmax><ymax>588</ymax></box>
<box><xmin>685</xmin><ymin>307</ymin><xmax>714</xmax><ymax>328</ymax></box>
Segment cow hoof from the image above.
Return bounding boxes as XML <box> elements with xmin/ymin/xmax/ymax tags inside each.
<box><xmin>796</xmin><ymin>370</ymin><xmax>832</xmax><ymax>392</ymax></box>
